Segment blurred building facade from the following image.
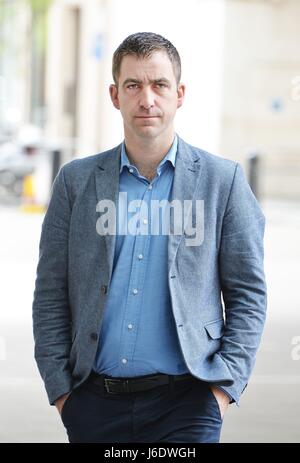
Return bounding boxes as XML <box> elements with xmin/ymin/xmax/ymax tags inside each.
<box><xmin>0</xmin><ymin>0</ymin><xmax>31</xmax><ymax>135</ymax></box>
<box><xmin>45</xmin><ymin>0</ymin><xmax>107</xmax><ymax>157</ymax></box>
<box><xmin>220</xmin><ymin>0</ymin><xmax>300</xmax><ymax>200</ymax></box>
<box><xmin>1</xmin><ymin>0</ymin><xmax>299</xmax><ymax>199</ymax></box>
<box><xmin>44</xmin><ymin>0</ymin><xmax>300</xmax><ymax>200</ymax></box>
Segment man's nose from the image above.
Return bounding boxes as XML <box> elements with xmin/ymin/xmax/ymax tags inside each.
<box><xmin>139</xmin><ymin>87</ymin><xmax>155</xmax><ymax>110</ymax></box>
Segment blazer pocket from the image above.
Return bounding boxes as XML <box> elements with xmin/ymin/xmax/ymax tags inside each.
<box><xmin>204</xmin><ymin>318</ymin><xmax>225</xmax><ymax>339</ymax></box>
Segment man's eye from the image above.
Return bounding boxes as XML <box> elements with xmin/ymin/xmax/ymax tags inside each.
<box><xmin>128</xmin><ymin>84</ymin><xmax>138</xmax><ymax>89</ymax></box>
<box><xmin>156</xmin><ymin>83</ymin><xmax>166</xmax><ymax>88</ymax></box>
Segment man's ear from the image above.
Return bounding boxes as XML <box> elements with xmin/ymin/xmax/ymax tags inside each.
<box><xmin>177</xmin><ymin>83</ymin><xmax>185</xmax><ymax>109</ymax></box>
<box><xmin>109</xmin><ymin>84</ymin><xmax>120</xmax><ymax>110</ymax></box>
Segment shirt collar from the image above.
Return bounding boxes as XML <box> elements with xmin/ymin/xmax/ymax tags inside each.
<box><xmin>119</xmin><ymin>133</ymin><xmax>178</xmax><ymax>174</ymax></box>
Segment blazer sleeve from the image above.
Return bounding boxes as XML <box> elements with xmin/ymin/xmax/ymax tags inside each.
<box><xmin>32</xmin><ymin>164</ymin><xmax>73</xmax><ymax>405</ymax></box>
<box><xmin>217</xmin><ymin>162</ymin><xmax>267</xmax><ymax>405</ymax></box>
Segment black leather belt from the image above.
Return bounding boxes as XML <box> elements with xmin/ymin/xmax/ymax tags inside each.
<box><xmin>88</xmin><ymin>371</ymin><xmax>193</xmax><ymax>394</ymax></box>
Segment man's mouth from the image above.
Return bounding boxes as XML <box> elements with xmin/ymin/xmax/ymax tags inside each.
<box><xmin>135</xmin><ymin>115</ymin><xmax>160</xmax><ymax>118</ymax></box>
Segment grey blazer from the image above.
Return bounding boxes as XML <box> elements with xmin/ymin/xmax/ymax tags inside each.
<box><xmin>32</xmin><ymin>136</ymin><xmax>267</xmax><ymax>406</ymax></box>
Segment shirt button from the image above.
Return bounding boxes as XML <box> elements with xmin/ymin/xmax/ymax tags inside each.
<box><xmin>143</xmin><ymin>218</ymin><xmax>148</xmax><ymax>225</ymax></box>
<box><xmin>138</xmin><ymin>254</ymin><xmax>143</xmax><ymax>260</ymax></box>
<box><xmin>148</xmin><ymin>185</ymin><xmax>153</xmax><ymax>190</ymax></box>
<box><xmin>122</xmin><ymin>358</ymin><xmax>128</xmax><ymax>364</ymax></box>
<box><xmin>90</xmin><ymin>332</ymin><xmax>98</xmax><ymax>341</ymax></box>
<box><xmin>129</xmin><ymin>168</ymin><xmax>134</xmax><ymax>173</ymax></box>
<box><xmin>132</xmin><ymin>288</ymin><xmax>138</xmax><ymax>295</ymax></box>
<box><xmin>128</xmin><ymin>324</ymin><xmax>133</xmax><ymax>330</ymax></box>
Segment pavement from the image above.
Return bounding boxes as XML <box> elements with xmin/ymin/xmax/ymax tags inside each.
<box><xmin>0</xmin><ymin>199</ymin><xmax>299</xmax><ymax>443</ymax></box>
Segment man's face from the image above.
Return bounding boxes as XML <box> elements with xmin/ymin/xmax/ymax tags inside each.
<box><xmin>109</xmin><ymin>51</ymin><xmax>185</xmax><ymax>140</ymax></box>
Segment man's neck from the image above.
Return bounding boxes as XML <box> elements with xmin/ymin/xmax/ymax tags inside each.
<box><xmin>123</xmin><ymin>130</ymin><xmax>175</xmax><ymax>173</ymax></box>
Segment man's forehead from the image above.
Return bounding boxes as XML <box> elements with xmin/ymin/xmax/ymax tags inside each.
<box><xmin>119</xmin><ymin>52</ymin><xmax>175</xmax><ymax>83</ymax></box>
<box><xmin>120</xmin><ymin>52</ymin><xmax>173</xmax><ymax>73</ymax></box>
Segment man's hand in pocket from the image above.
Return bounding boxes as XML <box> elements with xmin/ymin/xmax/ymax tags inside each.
<box><xmin>55</xmin><ymin>392</ymin><xmax>71</xmax><ymax>416</ymax></box>
<box><xmin>210</xmin><ymin>386</ymin><xmax>230</xmax><ymax>419</ymax></box>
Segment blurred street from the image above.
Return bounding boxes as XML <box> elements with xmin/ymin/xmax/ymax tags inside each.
<box><xmin>0</xmin><ymin>200</ymin><xmax>299</xmax><ymax>443</ymax></box>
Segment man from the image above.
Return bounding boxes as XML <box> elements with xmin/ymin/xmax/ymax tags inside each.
<box><xmin>32</xmin><ymin>32</ymin><xmax>267</xmax><ymax>443</ymax></box>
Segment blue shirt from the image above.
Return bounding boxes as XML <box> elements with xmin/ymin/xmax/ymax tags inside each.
<box><xmin>93</xmin><ymin>134</ymin><xmax>189</xmax><ymax>377</ymax></box>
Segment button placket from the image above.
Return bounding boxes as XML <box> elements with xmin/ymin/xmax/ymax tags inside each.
<box><xmin>119</xmin><ymin>192</ymin><xmax>151</xmax><ymax>368</ymax></box>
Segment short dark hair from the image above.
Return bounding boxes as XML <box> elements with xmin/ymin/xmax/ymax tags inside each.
<box><xmin>112</xmin><ymin>32</ymin><xmax>181</xmax><ymax>86</ymax></box>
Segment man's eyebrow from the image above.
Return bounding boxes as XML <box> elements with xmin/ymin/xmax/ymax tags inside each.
<box><xmin>122</xmin><ymin>77</ymin><xmax>171</xmax><ymax>87</ymax></box>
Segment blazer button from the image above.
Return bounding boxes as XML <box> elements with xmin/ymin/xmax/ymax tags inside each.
<box><xmin>90</xmin><ymin>332</ymin><xmax>98</xmax><ymax>341</ymax></box>
<box><xmin>101</xmin><ymin>285</ymin><xmax>108</xmax><ymax>295</ymax></box>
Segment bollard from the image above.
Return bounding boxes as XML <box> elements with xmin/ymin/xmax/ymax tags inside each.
<box><xmin>20</xmin><ymin>172</ymin><xmax>46</xmax><ymax>213</ymax></box>
<box><xmin>248</xmin><ymin>153</ymin><xmax>260</xmax><ymax>200</ymax></box>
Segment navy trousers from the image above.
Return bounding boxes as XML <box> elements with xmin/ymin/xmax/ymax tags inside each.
<box><xmin>60</xmin><ymin>374</ymin><xmax>223</xmax><ymax>443</ymax></box>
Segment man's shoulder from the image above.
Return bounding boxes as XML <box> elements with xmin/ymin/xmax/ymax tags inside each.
<box><xmin>61</xmin><ymin>144</ymin><xmax>121</xmax><ymax>175</ymax></box>
<box><xmin>182</xmin><ymin>139</ymin><xmax>236</xmax><ymax>166</ymax></box>
<box><xmin>54</xmin><ymin>144</ymin><xmax>121</xmax><ymax>201</ymax></box>
<box><xmin>179</xmin><ymin>138</ymin><xmax>238</xmax><ymax>177</ymax></box>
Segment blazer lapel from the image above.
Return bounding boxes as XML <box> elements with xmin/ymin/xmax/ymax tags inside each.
<box><xmin>168</xmin><ymin>137</ymin><xmax>203</xmax><ymax>271</ymax></box>
<box><xmin>94</xmin><ymin>144</ymin><xmax>121</xmax><ymax>282</ymax></box>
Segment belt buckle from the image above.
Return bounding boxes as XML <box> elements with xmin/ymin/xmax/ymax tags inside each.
<box><xmin>104</xmin><ymin>378</ymin><xmax>130</xmax><ymax>394</ymax></box>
